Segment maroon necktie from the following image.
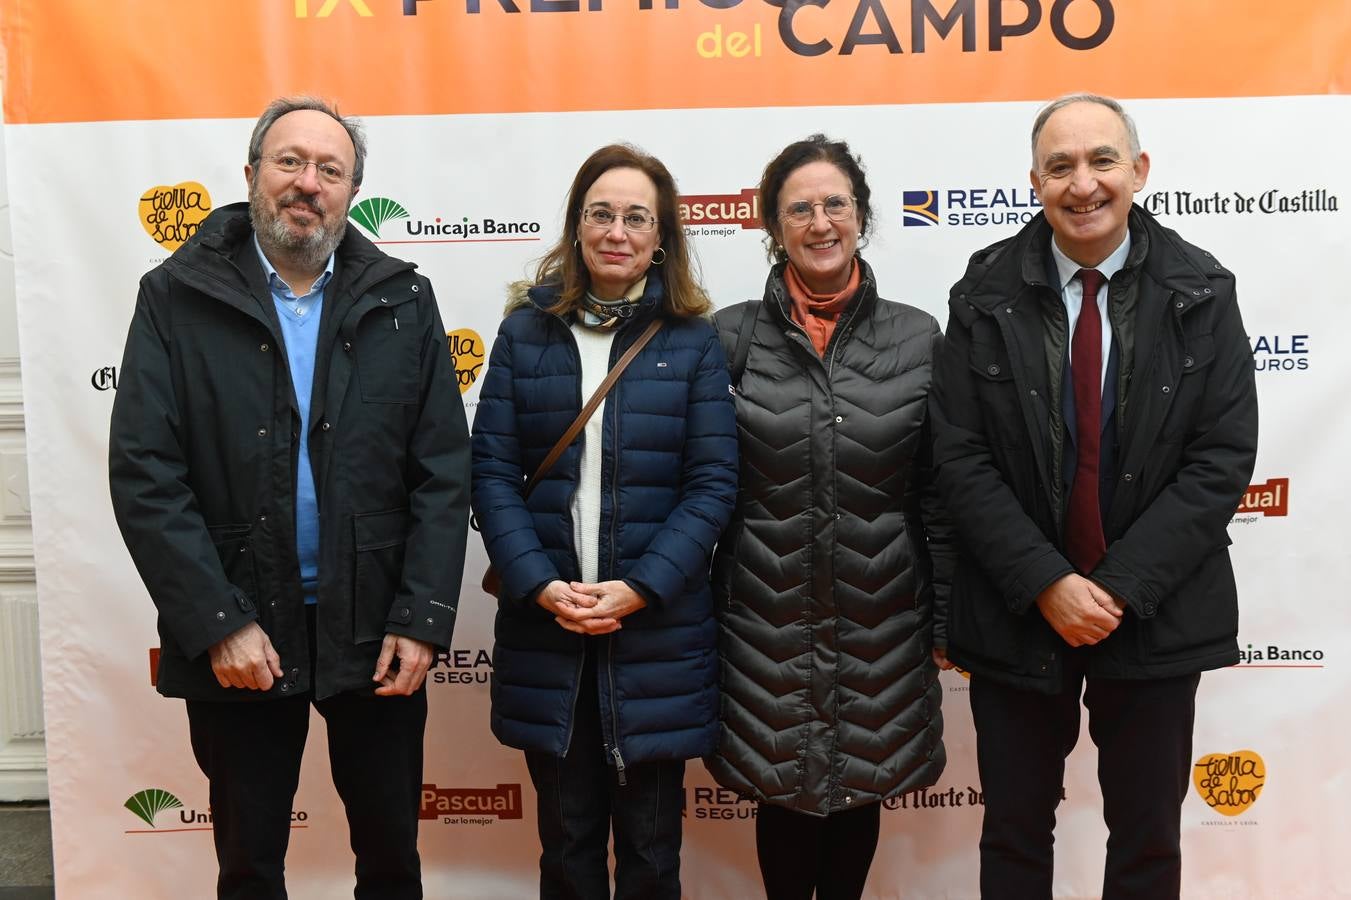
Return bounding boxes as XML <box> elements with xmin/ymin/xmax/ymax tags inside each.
<box><xmin>1065</xmin><ymin>268</ymin><xmax>1107</xmax><ymax>572</ymax></box>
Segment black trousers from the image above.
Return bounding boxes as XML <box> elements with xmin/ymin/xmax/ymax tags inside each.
<box><xmin>185</xmin><ymin>608</ymin><xmax>428</xmax><ymax>900</ymax></box>
<box><xmin>525</xmin><ymin>642</ymin><xmax>685</xmax><ymax>900</ymax></box>
<box><xmin>969</xmin><ymin>652</ymin><xmax>1201</xmax><ymax>900</ymax></box>
<box><xmin>755</xmin><ymin>801</ymin><xmax>882</xmax><ymax>900</ymax></box>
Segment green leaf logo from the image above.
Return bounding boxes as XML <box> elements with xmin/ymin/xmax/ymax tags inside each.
<box><xmin>124</xmin><ymin>788</ymin><xmax>184</xmax><ymax>827</ymax></box>
<box><xmin>349</xmin><ymin>197</ymin><xmax>410</xmax><ymax>238</ymax></box>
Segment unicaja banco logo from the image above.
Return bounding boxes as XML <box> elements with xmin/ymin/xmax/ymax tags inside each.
<box><xmin>350</xmin><ymin>197</ymin><xmax>411</xmax><ymax>239</ymax></box>
<box><xmin>124</xmin><ymin>788</ymin><xmax>184</xmax><ymax>828</ymax></box>
<box><xmin>902</xmin><ymin>190</ymin><xmax>940</xmax><ymax>227</ymax></box>
<box><xmin>1193</xmin><ymin>750</ymin><xmax>1265</xmax><ymax>816</ymax></box>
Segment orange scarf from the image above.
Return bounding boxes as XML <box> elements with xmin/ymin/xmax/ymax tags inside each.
<box><xmin>784</xmin><ymin>260</ymin><xmax>860</xmax><ymax>357</ymax></box>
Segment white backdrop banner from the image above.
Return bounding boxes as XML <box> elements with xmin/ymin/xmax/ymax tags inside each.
<box><xmin>2</xmin><ymin>1</ymin><xmax>1348</xmax><ymax>897</ymax></box>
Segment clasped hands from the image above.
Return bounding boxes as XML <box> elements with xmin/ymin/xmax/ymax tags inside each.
<box><xmin>207</xmin><ymin>620</ymin><xmax>433</xmax><ymax>696</ymax></box>
<box><xmin>536</xmin><ymin>579</ymin><xmax>647</xmax><ymax>636</ymax></box>
<box><xmin>1036</xmin><ymin>573</ymin><xmax>1126</xmax><ymax>647</ymax></box>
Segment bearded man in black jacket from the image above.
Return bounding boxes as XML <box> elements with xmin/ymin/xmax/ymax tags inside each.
<box><xmin>930</xmin><ymin>93</ymin><xmax>1258</xmax><ymax>900</ymax></box>
<box><xmin>109</xmin><ymin>96</ymin><xmax>469</xmax><ymax>899</ymax></box>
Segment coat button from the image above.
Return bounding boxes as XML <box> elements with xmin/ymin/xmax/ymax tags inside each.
<box><xmin>1161</xmin><ymin>385</ymin><xmax>1170</xmax><ymax>394</ymax></box>
<box><xmin>321</xmin><ymin>422</ymin><xmax>331</xmax><ymax>431</ymax></box>
<box><xmin>987</xmin><ymin>364</ymin><xmax>1000</xmax><ymax>376</ymax></box>
<box><xmin>1144</xmin><ymin>603</ymin><xmax>1157</xmax><ymax>615</ymax></box>
<box><xmin>844</xmin><ymin>795</ymin><xmax>853</xmax><ymax>805</ymax></box>
<box><xmin>834</xmin><ymin>415</ymin><xmax>843</xmax><ymax>423</ymax></box>
<box><xmin>411</xmin><ymin>284</ymin><xmax>420</xmax><ymax>293</ymax></box>
<box><xmin>1183</xmin><ymin>356</ymin><xmax>1194</xmax><ymax>368</ymax></box>
<box><xmin>1029</xmin><ymin>388</ymin><xmax>1038</xmax><ymax>397</ymax></box>
<box><xmin>343</xmin><ymin>341</ymin><xmax>352</xmax><ymax>352</ymax></box>
<box><xmin>1123</xmin><ymin>473</ymin><xmax>1133</xmax><ymax>482</ymax></box>
<box><xmin>426</xmin><ymin>617</ymin><xmax>434</xmax><ymax>626</ymax></box>
<box><xmin>216</xmin><ymin>611</ymin><xmax>226</xmax><ymax>620</ymax></box>
<box><xmin>258</xmin><ymin>513</ymin><xmax>267</xmax><ymax>522</ymax></box>
<box><xmin>258</xmin><ymin>427</ymin><xmax>268</xmax><ymax>437</ymax></box>
<box><xmin>260</xmin><ymin>343</ymin><xmax>269</xmax><ymax>352</ymax></box>
<box><xmin>1175</xmin><ymin>301</ymin><xmax>1184</xmax><ymax>309</ymax></box>
<box><xmin>379</xmin><ymin>297</ymin><xmax>388</xmax><ymax>304</ymax></box>
<box><xmin>400</xmin><ymin>607</ymin><xmax>411</xmax><ymax>618</ymax></box>
<box><xmin>280</xmin><ymin>683</ymin><xmax>290</xmax><ymax>692</ymax></box>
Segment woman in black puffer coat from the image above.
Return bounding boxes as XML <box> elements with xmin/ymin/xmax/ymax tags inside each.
<box><xmin>708</xmin><ymin>135</ymin><xmax>952</xmax><ymax>900</ymax></box>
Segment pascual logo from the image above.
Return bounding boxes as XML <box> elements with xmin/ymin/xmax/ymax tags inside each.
<box><xmin>447</xmin><ymin>330</ymin><xmax>486</xmax><ymax>397</ymax></box>
<box><xmin>349</xmin><ymin>195</ymin><xmax>542</xmax><ymax>243</ymax></box>
<box><xmin>429</xmin><ymin>646</ymin><xmax>493</xmax><ymax>685</ymax></box>
<box><xmin>420</xmin><ymin>783</ymin><xmax>523</xmax><ymax>824</ymax></box>
<box><xmin>1237</xmin><ymin>642</ymin><xmax>1326</xmax><ymax>666</ymax></box>
<box><xmin>1194</xmin><ymin>750</ymin><xmax>1265</xmax><ymax>819</ymax></box>
<box><xmin>1232</xmin><ymin>477</ymin><xmax>1288</xmax><ymax>522</ymax></box>
<box><xmin>139</xmin><ymin>182</ymin><xmax>212</xmax><ymax>251</ymax></box>
<box><xmin>902</xmin><ymin>190</ymin><xmax>940</xmax><ymax>227</ymax></box>
<box><xmin>124</xmin><ymin>787</ymin><xmax>309</xmax><ymax>833</ymax></box>
<box><xmin>1252</xmin><ymin>334</ymin><xmax>1309</xmax><ymax>373</ymax></box>
<box><xmin>1143</xmin><ymin>188</ymin><xmax>1339</xmax><ymax>218</ymax></box>
<box><xmin>903</xmin><ymin>187</ymin><xmax>1041</xmax><ymax>227</ymax></box>
<box><xmin>679</xmin><ymin>189</ymin><xmax>761</xmax><ymax>237</ymax></box>
<box><xmin>91</xmin><ymin>366</ymin><xmax>120</xmax><ymax>391</ymax></box>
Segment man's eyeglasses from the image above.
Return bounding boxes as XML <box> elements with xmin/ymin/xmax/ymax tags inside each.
<box><xmin>262</xmin><ymin>154</ymin><xmax>351</xmax><ymax>186</ymax></box>
<box><xmin>581</xmin><ymin>207</ymin><xmax>657</xmax><ymax>233</ymax></box>
<box><xmin>779</xmin><ymin>194</ymin><xmax>856</xmax><ymax>227</ymax></box>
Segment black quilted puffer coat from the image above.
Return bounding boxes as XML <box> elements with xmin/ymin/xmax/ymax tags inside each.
<box><xmin>706</xmin><ymin>260</ymin><xmax>950</xmax><ymax>816</ymax></box>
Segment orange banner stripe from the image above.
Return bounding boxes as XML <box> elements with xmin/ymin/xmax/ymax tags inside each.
<box><xmin>2</xmin><ymin>0</ymin><xmax>1348</xmax><ymax>124</ymax></box>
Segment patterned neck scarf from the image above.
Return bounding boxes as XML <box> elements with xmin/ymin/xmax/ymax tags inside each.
<box><xmin>578</xmin><ymin>276</ymin><xmax>647</xmax><ymax>329</ymax></box>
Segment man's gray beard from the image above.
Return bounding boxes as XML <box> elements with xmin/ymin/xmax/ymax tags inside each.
<box><xmin>250</xmin><ymin>185</ymin><xmax>348</xmax><ymax>275</ymax></box>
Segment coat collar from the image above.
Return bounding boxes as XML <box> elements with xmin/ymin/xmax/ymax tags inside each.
<box><xmin>958</xmin><ymin>205</ymin><xmax>1216</xmax><ymax>317</ymax></box>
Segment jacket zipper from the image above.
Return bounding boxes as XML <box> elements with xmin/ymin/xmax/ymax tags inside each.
<box><xmin>556</xmin><ymin>314</ymin><xmax>587</xmax><ymax>755</ymax></box>
<box><xmin>605</xmin><ymin>335</ymin><xmax>626</xmax><ymax>786</ymax></box>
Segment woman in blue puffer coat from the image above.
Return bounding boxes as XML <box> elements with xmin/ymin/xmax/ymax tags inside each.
<box><xmin>471</xmin><ymin>144</ymin><xmax>738</xmax><ymax>900</ymax></box>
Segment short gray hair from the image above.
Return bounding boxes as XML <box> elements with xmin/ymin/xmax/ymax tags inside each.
<box><xmin>1030</xmin><ymin>92</ymin><xmax>1141</xmax><ymax>165</ymax></box>
<box><xmin>247</xmin><ymin>96</ymin><xmax>367</xmax><ymax>188</ymax></box>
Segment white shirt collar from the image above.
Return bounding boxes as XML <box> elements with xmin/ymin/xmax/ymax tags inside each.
<box><xmin>1050</xmin><ymin>232</ymin><xmax>1132</xmax><ymax>292</ymax></box>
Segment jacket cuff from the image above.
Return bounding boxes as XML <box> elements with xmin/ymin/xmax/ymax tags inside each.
<box><xmin>1007</xmin><ymin>548</ymin><xmax>1075</xmax><ymax>615</ymax></box>
<box><xmin>180</xmin><ymin>589</ymin><xmax>259</xmax><ymax>660</ymax></box>
<box><xmin>1091</xmin><ymin>554</ymin><xmax>1160</xmax><ymax>618</ymax></box>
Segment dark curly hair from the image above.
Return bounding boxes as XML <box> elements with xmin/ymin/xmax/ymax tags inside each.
<box><xmin>758</xmin><ymin>134</ymin><xmax>873</xmax><ymax>264</ymax></box>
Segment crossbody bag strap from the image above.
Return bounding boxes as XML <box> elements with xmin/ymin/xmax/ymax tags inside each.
<box><xmin>521</xmin><ymin>315</ymin><xmax>664</xmax><ymax>500</ymax></box>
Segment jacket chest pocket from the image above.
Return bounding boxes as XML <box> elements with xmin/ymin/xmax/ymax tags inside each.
<box><xmin>354</xmin><ymin>303</ymin><xmax>420</xmax><ymax>404</ymax></box>
<box><xmin>352</xmin><ymin>508</ymin><xmax>410</xmax><ymax>643</ymax></box>
<box><xmin>969</xmin><ymin>339</ymin><xmax>1022</xmax><ymax>448</ymax></box>
<box><xmin>1159</xmin><ymin>332</ymin><xmax>1215</xmax><ymax>442</ymax></box>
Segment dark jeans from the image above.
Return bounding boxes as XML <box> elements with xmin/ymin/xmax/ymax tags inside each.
<box><xmin>969</xmin><ymin>653</ymin><xmax>1200</xmax><ymax>900</ymax></box>
<box><xmin>185</xmin><ymin>607</ymin><xmax>428</xmax><ymax>900</ymax></box>
<box><xmin>525</xmin><ymin>643</ymin><xmax>685</xmax><ymax>900</ymax></box>
<box><xmin>755</xmin><ymin>801</ymin><xmax>882</xmax><ymax>900</ymax></box>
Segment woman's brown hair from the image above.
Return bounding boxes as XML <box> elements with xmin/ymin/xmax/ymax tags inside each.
<box><xmin>533</xmin><ymin>144</ymin><xmax>709</xmax><ymax>318</ymax></box>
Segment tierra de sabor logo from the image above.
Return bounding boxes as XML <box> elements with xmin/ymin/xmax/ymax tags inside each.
<box><xmin>139</xmin><ymin>182</ymin><xmax>212</xmax><ymax>251</ymax></box>
<box><xmin>447</xmin><ymin>329</ymin><xmax>485</xmax><ymax>396</ymax></box>
<box><xmin>1193</xmin><ymin>750</ymin><xmax>1265</xmax><ymax>817</ymax></box>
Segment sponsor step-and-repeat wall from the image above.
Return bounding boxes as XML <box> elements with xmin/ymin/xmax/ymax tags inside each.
<box><xmin>3</xmin><ymin>2</ymin><xmax>1349</xmax><ymax>897</ymax></box>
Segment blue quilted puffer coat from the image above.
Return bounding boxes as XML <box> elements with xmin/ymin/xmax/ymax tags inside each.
<box><xmin>471</xmin><ymin>279</ymin><xmax>738</xmax><ymax>766</ymax></box>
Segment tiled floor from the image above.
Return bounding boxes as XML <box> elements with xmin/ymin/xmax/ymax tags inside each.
<box><xmin>0</xmin><ymin>803</ymin><xmax>54</xmax><ymax>899</ymax></box>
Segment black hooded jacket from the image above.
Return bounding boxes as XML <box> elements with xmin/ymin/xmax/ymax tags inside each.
<box><xmin>110</xmin><ymin>203</ymin><xmax>470</xmax><ymax>700</ymax></box>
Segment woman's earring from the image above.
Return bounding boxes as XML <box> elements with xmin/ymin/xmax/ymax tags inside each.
<box><xmin>651</xmin><ymin>247</ymin><xmax>667</xmax><ymax>265</ymax></box>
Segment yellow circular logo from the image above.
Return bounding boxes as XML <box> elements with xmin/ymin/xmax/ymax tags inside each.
<box><xmin>1193</xmin><ymin>749</ymin><xmax>1265</xmax><ymax>816</ymax></box>
<box><xmin>448</xmin><ymin>328</ymin><xmax>485</xmax><ymax>396</ymax></box>
<box><xmin>139</xmin><ymin>182</ymin><xmax>212</xmax><ymax>251</ymax></box>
